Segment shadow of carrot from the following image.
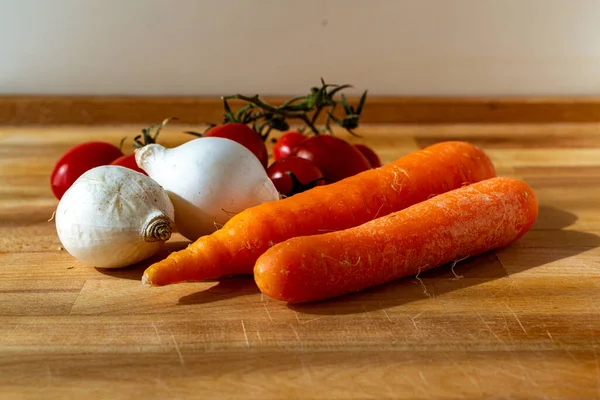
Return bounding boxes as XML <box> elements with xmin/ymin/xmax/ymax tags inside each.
<box><xmin>178</xmin><ymin>275</ymin><xmax>258</xmax><ymax>305</ymax></box>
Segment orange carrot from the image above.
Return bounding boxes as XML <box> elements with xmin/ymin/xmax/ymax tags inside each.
<box><xmin>142</xmin><ymin>141</ymin><xmax>496</xmax><ymax>286</ymax></box>
<box><xmin>254</xmin><ymin>177</ymin><xmax>538</xmax><ymax>303</ymax></box>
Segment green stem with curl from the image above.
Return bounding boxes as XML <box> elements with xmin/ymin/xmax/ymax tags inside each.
<box><xmin>223</xmin><ymin>94</ymin><xmax>322</xmax><ymax>135</ymax></box>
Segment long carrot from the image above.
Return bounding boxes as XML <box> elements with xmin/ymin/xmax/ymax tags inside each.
<box><xmin>142</xmin><ymin>141</ymin><xmax>496</xmax><ymax>286</ymax></box>
<box><xmin>254</xmin><ymin>177</ymin><xmax>538</xmax><ymax>303</ymax></box>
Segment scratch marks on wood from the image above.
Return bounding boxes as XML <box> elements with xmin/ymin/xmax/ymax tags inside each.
<box><xmin>256</xmin><ymin>329</ymin><xmax>263</xmax><ymax>343</ymax></box>
<box><xmin>67</xmin><ymin>284</ymin><xmax>85</xmax><ymax>315</ymax></box>
<box><xmin>300</xmin><ymin>316</ymin><xmax>324</xmax><ymax>325</ymax></box>
<box><xmin>382</xmin><ymin>309</ymin><xmax>393</xmax><ymax>323</ymax></box>
<box><xmin>476</xmin><ymin>311</ymin><xmax>503</xmax><ymax>343</ymax></box>
<box><xmin>507</xmin><ymin>350</ymin><xmax>539</xmax><ymax>389</ymax></box>
<box><xmin>402</xmin><ymin>371</ymin><xmax>432</xmax><ymax>398</ymax></box>
<box><xmin>263</xmin><ymin>303</ymin><xmax>274</xmax><ymax>322</ymax></box>
<box><xmin>152</xmin><ymin>322</ymin><xmax>162</xmax><ymax>344</ymax></box>
<box><xmin>499</xmin><ymin>306</ymin><xmax>513</xmax><ymax>340</ymax></box>
<box><xmin>171</xmin><ymin>334</ymin><xmax>185</xmax><ymax>366</ymax></box>
<box><xmin>411</xmin><ymin>319</ymin><xmax>419</xmax><ymax>331</ymax></box>
<box><xmin>241</xmin><ymin>320</ymin><xmax>250</xmax><ymax>348</ymax></box>
<box><xmin>488</xmin><ymin>288</ymin><xmax>513</xmax><ymax>340</ymax></box>
<box><xmin>418</xmin><ymin>369</ymin><xmax>429</xmax><ymax>386</ymax></box>
<box><xmin>520</xmin><ymin>361</ymin><xmax>541</xmax><ymax>390</ymax></box>
<box><xmin>378</xmin><ymin>302</ymin><xmax>393</xmax><ymax>323</ymax></box>
<box><xmin>411</xmin><ymin>310</ymin><xmax>426</xmax><ymax>330</ymax></box>
<box><xmin>506</xmin><ymin>304</ymin><xmax>527</xmax><ymax>334</ymax></box>
<box><xmin>546</xmin><ymin>330</ymin><xmax>554</xmax><ymax>342</ymax></box>
<box><xmin>289</xmin><ymin>324</ymin><xmax>300</xmax><ymax>341</ymax></box>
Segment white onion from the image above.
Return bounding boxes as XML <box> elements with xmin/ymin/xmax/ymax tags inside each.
<box><xmin>135</xmin><ymin>137</ymin><xmax>279</xmax><ymax>241</ymax></box>
<box><xmin>55</xmin><ymin>165</ymin><xmax>175</xmax><ymax>269</ymax></box>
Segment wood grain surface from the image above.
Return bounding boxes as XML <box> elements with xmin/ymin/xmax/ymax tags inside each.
<box><xmin>4</xmin><ymin>96</ymin><xmax>600</xmax><ymax>125</ymax></box>
<box><xmin>0</xmin><ymin>123</ymin><xmax>599</xmax><ymax>399</ymax></box>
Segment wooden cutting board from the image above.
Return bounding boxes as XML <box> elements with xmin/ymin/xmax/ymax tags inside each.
<box><xmin>0</xmin><ymin>123</ymin><xmax>598</xmax><ymax>399</ymax></box>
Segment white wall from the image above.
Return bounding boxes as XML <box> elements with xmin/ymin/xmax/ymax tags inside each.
<box><xmin>2</xmin><ymin>0</ymin><xmax>600</xmax><ymax>96</ymax></box>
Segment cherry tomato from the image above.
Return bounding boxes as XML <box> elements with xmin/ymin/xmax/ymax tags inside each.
<box><xmin>50</xmin><ymin>141</ymin><xmax>123</xmax><ymax>200</ymax></box>
<box><xmin>292</xmin><ymin>136</ymin><xmax>371</xmax><ymax>183</ymax></box>
<box><xmin>273</xmin><ymin>131</ymin><xmax>306</xmax><ymax>160</ymax></box>
<box><xmin>354</xmin><ymin>144</ymin><xmax>382</xmax><ymax>168</ymax></box>
<box><xmin>110</xmin><ymin>154</ymin><xmax>147</xmax><ymax>175</ymax></box>
<box><xmin>204</xmin><ymin>123</ymin><xmax>268</xmax><ymax>168</ymax></box>
<box><xmin>267</xmin><ymin>156</ymin><xmax>326</xmax><ymax>196</ymax></box>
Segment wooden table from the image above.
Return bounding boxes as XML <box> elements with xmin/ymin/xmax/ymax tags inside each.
<box><xmin>1</xmin><ymin>123</ymin><xmax>599</xmax><ymax>399</ymax></box>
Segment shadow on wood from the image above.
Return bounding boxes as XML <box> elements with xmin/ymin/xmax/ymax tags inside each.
<box><xmin>94</xmin><ymin>240</ymin><xmax>189</xmax><ymax>280</ymax></box>
<box><xmin>531</xmin><ymin>204</ymin><xmax>578</xmax><ymax>230</ymax></box>
<box><xmin>178</xmin><ymin>275</ymin><xmax>259</xmax><ymax>305</ymax></box>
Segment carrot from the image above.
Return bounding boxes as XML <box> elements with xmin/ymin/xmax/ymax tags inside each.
<box><xmin>142</xmin><ymin>141</ymin><xmax>496</xmax><ymax>286</ymax></box>
<box><xmin>254</xmin><ymin>177</ymin><xmax>538</xmax><ymax>303</ymax></box>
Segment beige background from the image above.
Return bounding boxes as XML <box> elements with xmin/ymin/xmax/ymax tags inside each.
<box><xmin>1</xmin><ymin>0</ymin><xmax>599</xmax><ymax>96</ymax></box>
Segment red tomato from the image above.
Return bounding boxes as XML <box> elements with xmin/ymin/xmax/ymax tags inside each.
<box><xmin>292</xmin><ymin>136</ymin><xmax>371</xmax><ymax>183</ymax></box>
<box><xmin>204</xmin><ymin>123</ymin><xmax>268</xmax><ymax>168</ymax></box>
<box><xmin>354</xmin><ymin>144</ymin><xmax>382</xmax><ymax>168</ymax></box>
<box><xmin>110</xmin><ymin>154</ymin><xmax>147</xmax><ymax>175</ymax></box>
<box><xmin>267</xmin><ymin>156</ymin><xmax>326</xmax><ymax>196</ymax></box>
<box><xmin>50</xmin><ymin>141</ymin><xmax>123</xmax><ymax>200</ymax></box>
<box><xmin>273</xmin><ymin>131</ymin><xmax>306</xmax><ymax>160</ymax></box>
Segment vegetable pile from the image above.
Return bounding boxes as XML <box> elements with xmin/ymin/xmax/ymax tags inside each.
<box><xmin>141</xmin><ymin>140</ymin><xmax>497</xmax><ymax>285</ymax></box>
<box><xmin>51</xmin><ymin>80</ymin><xmax>538</xmax><ymax>303</ymax></box>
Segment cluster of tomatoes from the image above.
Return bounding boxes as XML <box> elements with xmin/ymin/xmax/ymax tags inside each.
<box><xmin>268</xmin><ymin>130</ymin><xmax>380</xmax><ymax>196</ymax></box>
<box><xmin>50</xmin><ymin>122</ymin><xmax>381</xmax><ymax>200</ymax></box>
<box><xmin>204</xmin><ymin>123</ymin><xmax>381</xmax><ymax>197</ymax></box>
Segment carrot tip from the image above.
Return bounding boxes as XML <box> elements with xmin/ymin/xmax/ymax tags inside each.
<box><xmin>141</xmin><ymin>274</ymin><xmax>152</xmax><ymax>287</ymax></box>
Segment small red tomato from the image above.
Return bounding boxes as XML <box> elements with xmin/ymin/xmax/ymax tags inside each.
<box><xmin>110</xmin><ymin>154</ymin><xmax>147</xmax><ymax>175</ymax></box>
<box><xmin>267</xmin><ymin>156</ymin><xmax>326</xmax><ymax>196</ymax></box>
<box><xmin>204</xmin><ymin>123</ymin><xmax>268</xmax><ymax>168</ymax></box>
<box><xmin>354</xmin><ymin>144</ymin><xmax>381</xmax><ymax>168</ymax></box>
<box><xmin>292</xmin><ymin>135</ymin><xmax>371</xmax><ymax>183</ymax></box>
<box><xmin>50</xmin><ymin>141</ymin><xmax>124</xmax><ymax>200</ymax></box>
<box><xmin>273</xmin><ymin>131</ymin><xmax>306</xmax><ymax>160</ymax></box>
